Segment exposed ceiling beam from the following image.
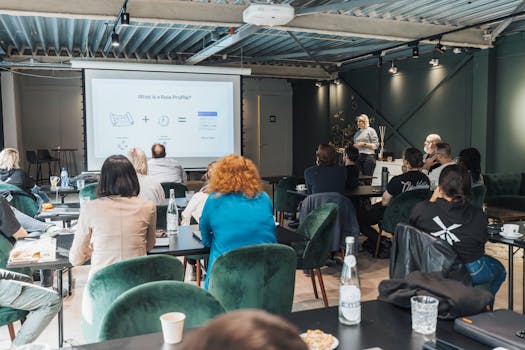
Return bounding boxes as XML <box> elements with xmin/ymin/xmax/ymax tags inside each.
<box><xmin>489</xmin><ymin>0</ymin><xmax>525</xmax><ymax>42</ymax></box>
<box><xmin>186</xmin><ymin>24</ymin><xmax>259</xmax><ymax>64</ymax></box>
<box><xmin>296</xmin><ymin>0</ymin><xmax>396</xmax><ymax>16</ymax></box>
<box><xmin>0</xmin><ymin>0</ymin><xmax>489</xmax><ymax>48</ymax></box>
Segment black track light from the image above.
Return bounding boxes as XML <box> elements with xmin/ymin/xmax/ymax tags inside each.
<box><xmin>434</xmin><ymin>43</ymin><xmax>445</xmax><ymax>54</ymax></box>
<box><xmin>111</xmin><ymin>31</ymin><xmax>120</xmax><ymax>47</ymax></box>
<box><xmin>412</xmin><ymin>46</ymin><xmax>419</xmax><ymax>58</ymax></box>
<box><xmin>120</xmin><ymin>12</ymin><xmax>130</xmax><ymax>25</ymax></box>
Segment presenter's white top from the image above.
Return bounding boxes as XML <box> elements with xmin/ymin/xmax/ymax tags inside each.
<box><xmin>137</xmin><ymin>174</ymin><xmax>165</xmax><ymax>205</ymax></box>
<box><xmin>147</xmin><ymin>157</ymin><xmax>186</xmax><ymax>184</ymax></box>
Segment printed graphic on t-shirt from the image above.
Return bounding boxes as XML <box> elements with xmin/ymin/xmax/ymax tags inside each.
<box><xmin>429</xmin><ymin>216</ymin><xmax>461</xmax><ymax>245</ymax></box>
<box><xmin>400</xmin><ymin>179</ymin><xmax>430</xmax><ymax>192</ymax></box>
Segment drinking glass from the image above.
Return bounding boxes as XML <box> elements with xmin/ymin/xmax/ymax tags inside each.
<box><xmin>411</xmin><ymin>295</ymin><xmax>439</xmax><ymax>335</ymax></box>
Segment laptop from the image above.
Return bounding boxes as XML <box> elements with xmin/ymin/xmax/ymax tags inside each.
<box><xmin>454</xmin><ymin>310</ymin><xmax>525</xmax><ymax>349</ymax></box>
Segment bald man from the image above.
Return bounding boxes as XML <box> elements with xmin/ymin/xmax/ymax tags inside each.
<box><xmin>147</xmin><ymin>143</ymin><xmax>186</xmax><ymax>184</ymax></box>
<box><xmin>422</xmin><ymin>133</ymin><xmax>441</xmax><ymax>172</ymax></box>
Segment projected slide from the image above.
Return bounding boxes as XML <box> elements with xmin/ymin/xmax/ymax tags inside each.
<box><xmin>84</xmin><ymin>69</ymin><xmax>241</xmax><ymax>170</ymax></box>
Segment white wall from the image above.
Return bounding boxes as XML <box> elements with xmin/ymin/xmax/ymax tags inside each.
<box><xmin>16</xmin><ymin>70</ymin><xmax>84</xmax><ymax>175</ymax></box>
<box><xmin>1</xmin><ymin>72</ymin><xmax>24</xmax><ymax>153</ymax></box>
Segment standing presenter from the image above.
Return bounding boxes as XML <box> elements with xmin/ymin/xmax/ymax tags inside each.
<box><xmin>353</xmin><ymin>114</ymin><xmax>379</xmax><ymax>176</ymax></box>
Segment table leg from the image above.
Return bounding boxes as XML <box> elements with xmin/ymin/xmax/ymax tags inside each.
<box><xmin>522</xmin><ymin>250</ymin><xmax>524</xmax><ymax>314</ymax></box>
<box><xmin>508</xmin><ymin>245</ymin><xmax>513</xmax><ymax>310</ymax></box>
<box><xmin>68</xmin><ymin>268</ymin><xmax>73</xmax><ymax>296</ymax></box>
<box><xmin>58</xmin><ymin>269</ymin><xmax>64</xmax><ymax>347</ymax></box>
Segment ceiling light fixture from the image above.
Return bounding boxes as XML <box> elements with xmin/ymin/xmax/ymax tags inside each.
<box><xmin>429</xmin><ymin>58</ymin><xmax>439</xmax><ymax>66</ymax></box>
<box><xmin>334</xmin><ymin>78</ymin><xmax>341</xmax><ymax>85</ymax></box>
<box><xmin>315</xmin><ymin>81</ymin><xmax>323</xmax><ymax>88</ymax></box>
<box><xmin>120</xmin><ymin>12</ymin><xmax>130</xmax><ymax>25</ymax></box>
<box><xmin>453</xmin><ymin>47</ymin><xmax>463</xmax><ymax>54</ymax></box>
<box><xmin>412</xmin><ymin>46</ymin><xmax>420</xmax><ymax>58</ymax></box>
<box><xmin>111</xmin><ymin>31</ymin><xmax>120</xmax><ymax>47</ymax></box>
<box><xmin>434</xmin><ymin>43</ymin><xmax>445</xmax><ymax>54</ymax></box>
<box><xmin>388</xmin><ymin>61</ymin><xmax>397</xmax><ymax>74</ymax></box>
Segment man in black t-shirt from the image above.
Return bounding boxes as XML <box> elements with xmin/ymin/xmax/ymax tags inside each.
<box><xmin>382</xmin><ymin>148</ymin><xmax>430</xmax><ymax>205</ymax></box>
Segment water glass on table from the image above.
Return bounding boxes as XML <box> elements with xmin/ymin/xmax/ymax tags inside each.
<box><xmin>185</xmin><ymin>190</ymin><xmax>195</xmax><ymax>202</ymax></box>
<box><xmin>411</xmin><ymin>295</ymin><xmax>439</xmax><ymax>335</ymax></box>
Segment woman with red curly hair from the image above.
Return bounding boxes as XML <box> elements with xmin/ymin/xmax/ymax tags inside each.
<box><xmin>200</xmin><ymin>154</ymin><xmax>276</xmax><ymax>289</ymax></box>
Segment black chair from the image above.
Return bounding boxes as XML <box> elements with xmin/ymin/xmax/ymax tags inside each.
<box><xmin>26</xmin><ymin>150</ymin><xmax>43</xmax><ymax>184</ymax></box>
<box><xmin>37</xmin><ymin>149</ymin><xmax>59</xmax><ymax>182</ymax></box>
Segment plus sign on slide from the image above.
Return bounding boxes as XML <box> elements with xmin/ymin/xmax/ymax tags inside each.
<box><xmin>142</xmin><ymin>116</ymin><xmax>150</xmax><ymax>123</ymax></box>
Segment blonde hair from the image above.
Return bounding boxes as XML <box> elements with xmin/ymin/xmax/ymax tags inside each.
<box><xmin>208</xmin><ymin>154</ymin><xmax>262</xmax><ymax>198</ymax></box>
<box><xmin>127</xmin><ymin>147</ymin><xmax>148</xmax><ymax>175</ymax></box>
<box><xmin>357</xmin><ymin>114</ymin><xmax>370</xmax><ymax>128</ymax></box>
<box><xmin>0</xmin><ymin>148</ymin><xmax>20</xmax><ymax>170</ymax></box>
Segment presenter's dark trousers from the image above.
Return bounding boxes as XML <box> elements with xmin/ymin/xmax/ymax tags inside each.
<box><xmin>358</xmin><ymin>153</ymin><xmax>376</xmax><ymax>177</ymax></box>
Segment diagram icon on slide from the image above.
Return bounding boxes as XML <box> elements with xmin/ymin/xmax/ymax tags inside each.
<box><xmin>158</xmin><ymin>115</ymin><xmax>170</xmax><ymax>127</ymax></box>
<box><xmin>110</xmin><ymin>112</ymin><xmax>134</xmax><ymax>127</ymax></box>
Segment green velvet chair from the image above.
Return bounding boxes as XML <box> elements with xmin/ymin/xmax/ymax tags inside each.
<box><xmin>82</xmin><ymin>254</ymin><xmax>185</xmax><ymax>342</ymax></box>
<box><xmin>274</xmin><ymin>176</ymin><xmax>304</xmax><ymax>225</ymax></box>
<box><xmin>160</xmin><ymin>182</ymin><xmax>187</xmax><ymax>198</ymax></box>
<box><xmin>97</xmin><ymin>281</ymin><xmax>226</xmax><ymax>341</ymax></box>
<box><xmin>377</xmin><ymin>189</ymin><xmax>431</xmax><ymax>257</ymax></box>
<box><xmin>291</xmin><ymin>203</ymin><xmax>338</xmax><ymax>307</ymax></box>
<box><xmin>0</xmin><ymin>183</ymin><xmax>39</xmax><ymax>218</ymax></box>
<box><xmin>79</xmin><ymin>183</ymin><xmax>98</xmax><ymax>200</ymax></box>
<box><xmin>208</xmin><ymin>244</ymin><xmax>297</xmax><ymax>315</ymax></box>
<box><xmin>0</xmin><ymin>307</ymin><xmax>29</xmax><ymax>342</ymax></box>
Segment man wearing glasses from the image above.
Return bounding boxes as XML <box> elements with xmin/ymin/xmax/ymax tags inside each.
<box><xmin>424</xmin><ymin>143</ymin><xmax>456</xmax><ymax>190</ymax></box>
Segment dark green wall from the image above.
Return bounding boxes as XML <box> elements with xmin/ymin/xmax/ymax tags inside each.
<box><xmin>292</xmin><ymin>32</ymin><xmax>525</xmax><ymax>174</ymax></box>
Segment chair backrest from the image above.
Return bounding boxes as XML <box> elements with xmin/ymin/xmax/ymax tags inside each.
<box><xmin>298</xmin><ymin>192</ymin><xmax>359</xmax><ymax>252</ymax></box>
<box><xmin>208</xmin><ymin>244</ymin><xmax>297</xmax><ymax>315</ymax></box>
<box><xmin>380</xmin><ymin>189</ymin><xmax>431</xmax><ymax>233</ymax></box>
<box><xmin>469</xmin><ymin>185</ymin><xmax>487</xmax><ymax>208</ymax></box>
<box><xmin>156</xmin><ymin>205</ymin><xmax>167</xmax><ymax>229</ymax></box>
<box><xmin>25</xmin><ymin>150</ymin><xmax>39</xmax><ymax>164</ymax></box>
<box><xmin>297</xmin><ymin>203</ymin><xmax>338</xmax><ymax>269</ymax></box>
<box><xmin>79</xmin><ymin>183</ymin><xmax>98</xmax><ymax>200</ymax></box>
<box><xmin>0</xmin><ymin>183</ymin><xmax>39</xmax><ymax>217</ymax></box>
<box><xmin>274</xmin><ymin>176</ymin><xmax>304</xmax><ymax>212</ymax></box>
<box><xmin>97</xmin><ymin>281</ymin><xmax>225</xmax><ymax>341</ymax></box>
<box><xmin>82</xmin><ymin>254</ymin><xmax>185</xmax><ymax>342</ymax></box>
<box><xmin>37</xmin><ymin>149</ymin><xmax>54</xmax><ymax>161</ymax></box>
<box><xmin>389</xmin><ymin>223</ymin><xmax>470</xmax><ymax>284</ymax></box>
<box><xmin>160</xmin><ymin>182</ymin><xmax>187</xmax><ymax>198</ymax></box>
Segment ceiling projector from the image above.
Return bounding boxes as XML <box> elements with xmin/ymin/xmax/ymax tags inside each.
<box><xmin>243</xmin><ymin>3</ymin><xmax>295</xmax><ymax>26</ymax></box>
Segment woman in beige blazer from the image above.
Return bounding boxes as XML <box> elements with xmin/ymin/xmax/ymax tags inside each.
<box><xmin>69</xmin><ymin>155</ymin><xmax>156</xmax><ymax>278</ymax></box>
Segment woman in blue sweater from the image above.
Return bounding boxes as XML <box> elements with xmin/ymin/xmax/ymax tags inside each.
<box><xmin>200</xmin><ymin>154</ymin><xmax>276</xmax><ymax>289</ymax></box>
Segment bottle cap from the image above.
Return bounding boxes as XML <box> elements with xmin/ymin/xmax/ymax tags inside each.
<box><xmin>345</xmin><ymin>236</ymin><xmax>355</xmax><ymax>244</ymax></box>
<box><xmin>344</xmin><ymin>255</ymin><xmax>356</xmax><ymax>267</ymax></box>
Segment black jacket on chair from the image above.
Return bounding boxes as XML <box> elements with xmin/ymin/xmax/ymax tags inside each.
<box><xmin>389</xmin><ymin>223</ymin><xmax>470</xmax><ymax>285</ymax></box>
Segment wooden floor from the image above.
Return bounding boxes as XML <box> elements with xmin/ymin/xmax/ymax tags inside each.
<box><xmin>0</xmin><ymin>239</ymin><xmax>521</xmax><ymax>349</ymax></box>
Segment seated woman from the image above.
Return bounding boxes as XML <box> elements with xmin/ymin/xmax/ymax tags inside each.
<box><xmin>127</xmin><ymin>147</ymin><xmax>165</xmax><ymax>205</ymax></box>
<box><xmin>0</xmin><ymin>148</ymin><xmax>49</xmax><ymax>203</ymax></box>
<box><xmin>409</xmin><ymin>165</ymin><xmax>506</xmax><ymax>296</ymax></box>
<box><xmin>181</xmin><ymin>162</ymin><xmax>215</xmax><ymax>226</ymax></box>
<box><xmin>200</xmin><ymin>154</ymin><xmax>276</xmax><ymax>289</ymax></box>
<box><xmin>69</xmin><ymin>155</ymin><xmax>156</xmax><ymax>278</ymax></box>
<box><xmin>458</xmin><ymin>147</ymin><xmax>483</xmax><ymax>188</ymax></box>
<box><xmin>304</xmin><ymin>144</ymin><xmax>346</xmax><ymax>194</ymax></box>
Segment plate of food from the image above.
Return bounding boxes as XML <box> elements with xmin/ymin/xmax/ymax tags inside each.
<box><xmin>8</xmin><ymin>238</ymin><xmax>56</xmax><ymax>264</ymax></box>
<box><xmin>300</xmin><ymin>329</ymin><xmax>339</xmax><ymax>350</ymax></box>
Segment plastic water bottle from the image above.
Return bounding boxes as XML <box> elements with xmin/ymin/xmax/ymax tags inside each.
<box><xmin>166</xmin><ymin>189</ymin><xmax>179</xmax><ymax>234</ymax></box>
<box><xmin>60</xmin><ymin>167</ymin><xmax>69</xmax><ymax>188</ymax></box>
<box><xmin>381</xmin><ymin>166</ymin><xmax>389</xmax><ymax>191</ymax></box>
<box><xmin>339</xmin><ymin>236</ymin><xmax>361</xmax><ymax>325</ymax></box>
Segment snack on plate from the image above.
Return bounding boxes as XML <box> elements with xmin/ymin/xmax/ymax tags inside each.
<box><xmin>42</xmin><ymin>203</ymin><xmax>53</xmax><ymax>210</ymax></box>
<box><xmin>302</xmin><ymin>329</ymin><xmax>334</xmax><ymax>350</ymax></box>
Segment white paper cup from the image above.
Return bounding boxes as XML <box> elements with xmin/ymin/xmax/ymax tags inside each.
<box><xmin>502</xmin><ymin>224</ymin><xmax>519</xmax><ymax>235</ymax></box>
<box><xmin>160</xmin><ymin>312</ymin><xmax>185</xmax><ymax>344</ymax></box>
<box><xmin>411</xmin><ymin>296</ymin><xmax>438</xmax><ymax>335</ymax></box>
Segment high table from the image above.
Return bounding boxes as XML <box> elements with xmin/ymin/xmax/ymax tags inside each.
<box><xmin>41</xmin><ymin>185</ymin><xmax>80</xmax><ymax>204</ymax></box>
<box><xmin>67</xmin><ymin>300</ymin><xmax>490</xmax><ymax>350</ymax></box>
<box><xmin>488</xmin><ymin>221</ymin><xmax>525</xmax><ymax>313</ymax></box>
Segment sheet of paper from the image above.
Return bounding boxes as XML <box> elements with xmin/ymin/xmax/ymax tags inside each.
<box><xmin>155</xmin><ymin>237</ymin><xmax>170</xmax><ymax>247</ymax></box>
